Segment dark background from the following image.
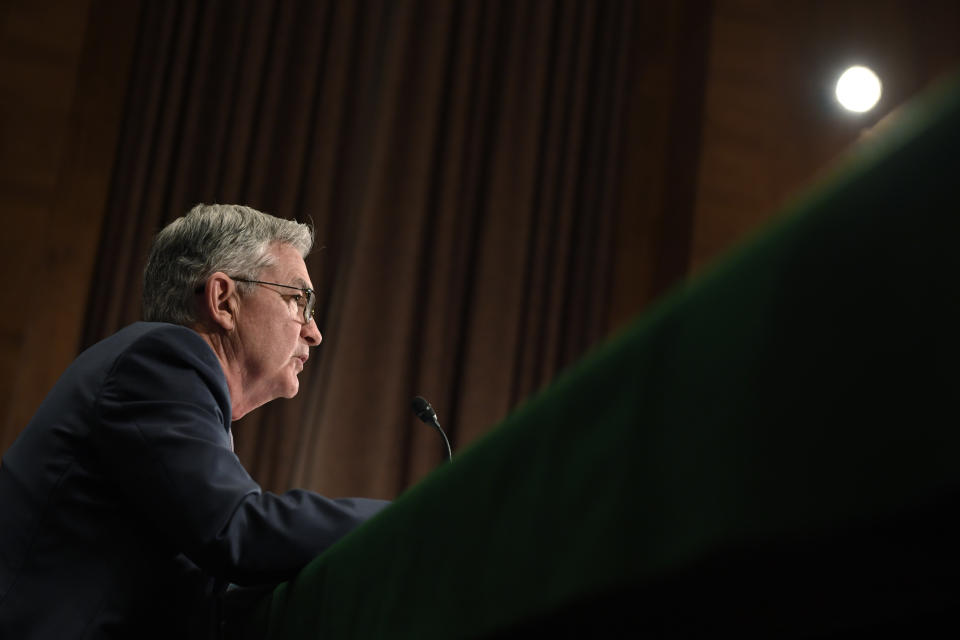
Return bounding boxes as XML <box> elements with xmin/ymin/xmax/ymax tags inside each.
<box><xmin>1</xmin><ymin>0</ymin><xmax>958</xmax><ymax>499</ymax></box>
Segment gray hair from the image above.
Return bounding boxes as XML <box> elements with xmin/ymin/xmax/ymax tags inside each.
<box><xmin>143</xmin><ymin>203</ymin><xmax>313</xmax><ymax>325</ymax></box>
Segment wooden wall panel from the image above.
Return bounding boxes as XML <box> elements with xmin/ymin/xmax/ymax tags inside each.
<box><xmin>0</xmin><ymin>0</ymin><xmax>139</xmax><ymax>451</ymax></box>
<box><xmin>691</xmin><ymin>0</ymin><xmax>960</xmax><ymax>272</ymax></box>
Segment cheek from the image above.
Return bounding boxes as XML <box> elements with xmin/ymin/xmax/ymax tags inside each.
<box><xmin>275</xmin><ymin>325</ymin><xmax>301</xmax><ymax>362</ymax></box>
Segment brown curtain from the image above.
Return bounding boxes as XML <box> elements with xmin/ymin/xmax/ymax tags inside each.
<box><xmin>81</xmin><ymin>0</ymin><xmax>712</xmax><ymax>498</ymax></box>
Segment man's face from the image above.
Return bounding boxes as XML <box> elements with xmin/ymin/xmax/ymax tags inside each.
<box><xmin>233</xmin><ymin>243</ymin><xmax>322</xmax><ymax>408</ymax></box>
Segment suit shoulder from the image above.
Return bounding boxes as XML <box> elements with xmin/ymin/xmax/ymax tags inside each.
<box><xmin>96</xmin><ymin>323</ymin><xmax>227</xmax><ymax>404</ymax></box>
<box><xmin>99</xmin><ymin>323</ymin><xmax>230</xmax><ymax>422</ymax></box>
<box><xmin>114</xmin><ymin>322</ymin><xmax>220</xmax><ymax>372</ymax></box>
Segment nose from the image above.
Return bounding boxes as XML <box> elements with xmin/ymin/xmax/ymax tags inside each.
<box><xmin>302</xmin><ymin>318</ymin><xmax>322</xmax><ymax>346</ymax></box>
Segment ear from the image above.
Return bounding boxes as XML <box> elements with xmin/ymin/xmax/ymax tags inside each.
<box><xmin>199</xmin><ymin>272</ymin><xmax>238</xmax><ymax>331</ymax></box>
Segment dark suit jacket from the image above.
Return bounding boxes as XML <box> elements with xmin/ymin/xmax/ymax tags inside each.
<box><xmin>0</xmin><ymin>323</ymin><xmax>388</xmax><ymax>639</ymax></box>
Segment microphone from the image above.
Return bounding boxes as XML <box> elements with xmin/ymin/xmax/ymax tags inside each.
<box><xmin>411</xmin><ymin>395</ymin><xmax>453</xmax><ymax>462</ymax></box>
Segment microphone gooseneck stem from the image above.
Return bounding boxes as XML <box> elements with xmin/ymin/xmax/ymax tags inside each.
<box><xmin>431</xmin><ymin>418</ymin><xmax>453</xmax><ymax>462</ymax></box>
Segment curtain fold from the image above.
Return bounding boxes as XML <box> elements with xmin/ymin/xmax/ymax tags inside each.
<box><xmin>82</xmin><ymin>0</ymin><xmax>712</xmax><ymax>498</ymax></box>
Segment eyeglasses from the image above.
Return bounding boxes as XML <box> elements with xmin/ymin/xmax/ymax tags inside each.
<box><xmin>232</xmin><ymin>278</ymin><xmax>316</xmax><ymax>324</ymax></box>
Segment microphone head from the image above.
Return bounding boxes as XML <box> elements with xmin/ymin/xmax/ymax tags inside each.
<box><xmin>411</xmin><ymin>395</ymin><xmax>437</xmax><ymax>424</ymax></box>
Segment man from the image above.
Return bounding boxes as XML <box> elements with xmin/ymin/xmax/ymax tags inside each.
<box><xmin>0</xmin><ymin>204</ymin><xmax>389</xmax><ymax>639</ymax></box>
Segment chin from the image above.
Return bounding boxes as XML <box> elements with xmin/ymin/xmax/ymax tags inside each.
<box><xmin>281</xmin><ymin>377</ymin><xmax>300</xmax><ymax>398</ymax></box>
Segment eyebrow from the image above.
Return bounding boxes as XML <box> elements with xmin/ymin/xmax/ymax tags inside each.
<box><xmin>292</xmin><ymin>277</ymin><xmax>312</xmax><ymax>290</ymax></box>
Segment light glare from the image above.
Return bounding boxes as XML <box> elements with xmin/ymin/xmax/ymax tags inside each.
<box><xmin>835</xmin><ymin>66</ymin><xmax>882</xmax><ymax>113</ymax></box>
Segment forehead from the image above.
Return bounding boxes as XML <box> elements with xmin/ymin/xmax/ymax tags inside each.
<box><xmin>263</xmin><ymin>243</ymin><xmax>312</xmax><ymax>288</ymax></box>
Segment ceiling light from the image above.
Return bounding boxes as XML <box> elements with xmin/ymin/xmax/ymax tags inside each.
<box><xmin>835</xmin><ymin>65</ymin><xmax>882</xmax><ymax>113</ymax></box>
